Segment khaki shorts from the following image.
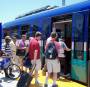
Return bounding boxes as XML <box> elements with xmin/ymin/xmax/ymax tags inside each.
<box><xmin>46</xmin><ymin>59</ymin><xmax>60</xmax><ymax>73</ymax></box>
<box><xmin>31</xmin><ymin>59</ymin><xmax>41</xmax><ymax>71</ymax></box>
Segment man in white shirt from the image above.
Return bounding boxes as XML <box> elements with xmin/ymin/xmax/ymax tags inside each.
<box><xmin>58</xmin><ymin>38</ymin><xmax>71</xmax><ymax>76</ymax></box>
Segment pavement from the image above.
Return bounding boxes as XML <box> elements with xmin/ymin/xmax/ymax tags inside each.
<box><xmin>0</xmin><ymin>72</ymin><xmax>18</xmax><ymax>87</ymax></box>
<box><xmin>0</xmin><ymin>70</ymin><xmax>86</xmax><ymax>87</ymax></box>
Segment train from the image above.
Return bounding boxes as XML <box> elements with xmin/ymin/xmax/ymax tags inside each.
<box><xmin>0</xmin><ymin>23</ymin><xmax>2</xmax><ymax>50</ymax></box>
<box><xmin>2</xmin><ymin>1</ymin><xmax>90</xmax><ymax>84</ymax></box>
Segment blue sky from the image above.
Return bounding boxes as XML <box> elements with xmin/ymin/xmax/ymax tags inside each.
<box><xmin>0</xmin><ymin>0</ymin><xmax>86</xmax><ymax>23</ymax></box>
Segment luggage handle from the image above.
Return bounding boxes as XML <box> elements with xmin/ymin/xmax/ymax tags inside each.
<box><xmin>29</xmin><ymin>64</ymin><xmax>36</xmax><ymax>75</ymax></box>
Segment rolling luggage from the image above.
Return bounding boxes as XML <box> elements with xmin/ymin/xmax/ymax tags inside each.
<box><xmin>17</xmin><ymin>65</ymin><xmax>35</xmax><ymax>87</ymax></box>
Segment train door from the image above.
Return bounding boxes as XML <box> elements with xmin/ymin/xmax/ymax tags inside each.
<box><xmin>88</xmin><ymin>13</ymin><xmax>90</xmax><ymax>62</ymax></box>
<box><xmin>52</xmin><ymin>15</ymin><xmax>72</xmax><ymax>75</ymax></box>
<box><xmin>71</xmin><ymin>11</ymin><xmax>89</xmax><ymax>83</ymax></box>
<box><xmin>88</xmin><ymin>12</ymin><xmax>90</xmax><ymax>86</ymax></box>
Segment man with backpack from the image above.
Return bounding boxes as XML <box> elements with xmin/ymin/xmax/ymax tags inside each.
<box><xmin>44</xmin><ymin>32</ymin><xmax>60</xmax><ymax>87</ymax></box>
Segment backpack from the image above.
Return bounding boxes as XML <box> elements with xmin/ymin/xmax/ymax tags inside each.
<box><xmin>45</xmin><ymin>42</ymin><xmax>58</xmax><ymax>59</ymax></box>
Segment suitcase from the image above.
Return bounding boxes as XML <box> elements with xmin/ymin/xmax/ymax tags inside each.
<box><xmin>17</xmin><ymin>65</ymin><xmax>35</xmax><ymax>87</ymax></box>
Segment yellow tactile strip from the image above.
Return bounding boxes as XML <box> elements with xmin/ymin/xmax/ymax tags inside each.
<box><xmin>30</xmin><ymin>70</ymin><xmax>86</xmax><ymax>87</ymax></box>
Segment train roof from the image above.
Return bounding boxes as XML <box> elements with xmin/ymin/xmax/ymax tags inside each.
<box><xmin>3</xmin><ymin>1</ymin><xmax>90</xmax><ymax>29</ymax></box>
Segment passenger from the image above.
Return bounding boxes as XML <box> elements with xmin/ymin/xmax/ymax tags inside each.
<box><xmin>2</xmin><ymin>36</ymin><xmax>14</xmax><ymax>77</ymax></box>
<box><xmin>11</xmin><ymin>36</ymin><xmax>19</xmax><ymax>65</ymax></box>
<box><xmin>29</xmin><ymin>37</ymin><xmax>34</xmax><ymax>42</ymax></box>
<box><xmin>46</xmin><ymin>36</ymin><xmax>52</xmax><ymax>45</ymax></box>
<box><xmin>28</xmin><ymin>32</ymin><xmax>42</xmax><ymax>85</ymax></box>
<box><xmin>12</xmin><ymin>35</ymin><xmax>17</xmax><ymax>44</ymax></box>
<box><xmin>16</xmin><ymin>34</ymin><xmax>27</xmax><ymax>72</ymax></box>
<box><xmin>44</xmin><ymin>32</ymin><xmax>60</xmax><ymax>87</ymax></box>
<box><xmin>10</xmin><ymin>36</ymin><xmax>16</xmax><ymax>59</ymax></box>
<box><xmin>58</xmin><ymin>37</ymin><xmax>71</xmax><ymax>76</ymax></box>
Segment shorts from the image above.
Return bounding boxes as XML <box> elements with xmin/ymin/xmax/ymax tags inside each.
<box><xmin>46</xmin><ymin>59</ymin><xmax>60</xmax><ymax>73</ymax></box>
<box><xmin>31</xmin><ymin>59</ymin><xmax>41</xmax><ymax>71</ymax></box>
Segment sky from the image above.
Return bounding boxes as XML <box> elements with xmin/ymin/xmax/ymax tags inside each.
<box><xmin>0</xmin><ymin>0</ymin><xmax>87</xmax><ymax>23</ymax></box>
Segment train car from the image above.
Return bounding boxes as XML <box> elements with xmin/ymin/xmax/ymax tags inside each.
<box><xmin>0</xmin><ymin>23</ymin><xmax>2</xmax><ymax>50</ymax></box>
<box><xmin>2</xmin><ymin>1</ymin><xmax>90</xmax><ymax>84</ymax></box>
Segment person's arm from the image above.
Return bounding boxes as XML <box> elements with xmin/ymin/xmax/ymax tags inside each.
<box><xmin>10</xmin><ymin>41</ymin><xmax>16</xmax><ymax>54</ymax></box>
<box><xmin>45</xmin><ymin>42</ymin><xmax>48</xmax><ymax>52</ymax></box>
<box><xmin>33</xmin><ymin>43</ymin><xmax>39</xmax><ymax>64</ymax></box>
<box><xmin>34</xmin><ymin>50</ymin><xmax>38</xmax><ymax>61</ymax></box>
<box><xmin>65</xmin><ymin>47</ymin><xmax>71</xmax><ymax>51</ymax></box>
<box><xmin>63</xmin><ymin>42</ymin><xmax>71</xmax><ymax>51</ymax></box>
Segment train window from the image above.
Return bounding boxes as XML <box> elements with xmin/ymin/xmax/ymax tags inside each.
<box><xmin>11</xmin><ymin>26</ymin><xmax>18</xmax><ymax>36</ymax></box>
<box><xmin>32</xmin><ymin>25</ymin><xmax>38</xmax><ymax>37</ymax></box>
<box><xmin>74</xmin><ymin>42</ymin><xmax>84</xmax><ymax>60</ymax></box>
<box><xmin>41</xmin><ymin>18</ymin><xmax>51</xmax><ymax>40</ymax></box>
<box><xmin>42</xmin><ymin>24</ymin><xmax>50</xmax><ymax>40</ymax></box>
<box><xmin>3</xmin><ymin>29</ymin><xmax>10</xmax><ymax>38</ymax></box>
<box><xmin>74</xmin><ymin>13</ymin><xmax>84</xmax><ymax>60</ymax></box>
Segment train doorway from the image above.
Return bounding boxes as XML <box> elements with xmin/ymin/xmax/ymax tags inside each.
<box><xmin>52</xmin><ymin>14</ymin><xmax>72</xmax><ymax>75</ymax></box>
<box><xmin>88</xmin><ymin>13</ymin><xmax>90</xmax><ymax>61</ymax></box>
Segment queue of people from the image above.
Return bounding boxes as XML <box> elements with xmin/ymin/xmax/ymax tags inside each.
<box><xmin>0</xmin><ymin>31</ymin><xmax>71</xmax><ymax>87</ymax></box>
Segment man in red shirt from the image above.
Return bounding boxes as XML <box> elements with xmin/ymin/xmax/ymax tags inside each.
<box><xmin>29</xmin><ymin>32</ymin><xmax>41</xmax><ymax>85</ymax></box>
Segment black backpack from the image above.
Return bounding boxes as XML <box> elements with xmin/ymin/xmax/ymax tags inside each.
<box><xmin>45</xmin><ymin>42</ymin><xmax>58</xmax><ymax>59</ymax></box>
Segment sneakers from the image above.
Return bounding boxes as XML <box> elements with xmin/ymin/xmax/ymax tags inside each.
<box><xmin>52</xmin><ymin>84</ymin><xmax>58</xmax><ymax>87</ymax></box>
<box><xmin>44</xmin><ymin>84</ymin><xmax>48</xmax><ymax>87</ymax></box>
<box><xmin>5</xmin><ymin>74</ymin><xmax>9</xmax><ymax>78</ymax></box>
<box><xmin>9</xmin><ymin>73</ymin><xmax>15</xmax><ymax>77</ymax></box>
<box><xmin>35</xmin><ymin>80</ymin><xmax>41</xmax><ymax>86</ymax></box>
<box><xmin>0</xmin><ymin>79</ymin><xmax>2</xmax><ymax>83</ymax></box>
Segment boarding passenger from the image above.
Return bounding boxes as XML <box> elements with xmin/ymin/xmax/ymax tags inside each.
<box><xmin>28</xmin><ymin>32</ymin><xmax>42</xmax><ymax>85</ymax></box>
<box><xmin>16</xmin><ymin>34</ymin><xmax>27</xmax><ymax>72</ymax></box>
<box><xmin>44</xmin><ymin>32</ymin><xmax>60</xmax><ymax>87</ymax></box>
<box><xmin>58</xmin><ymin>37</ymin><xmax>71</xmax><ymax>76</ymax></box>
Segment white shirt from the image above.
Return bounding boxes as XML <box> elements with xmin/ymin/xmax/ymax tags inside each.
<box><xmin>58</xmin><ymin>41</ymin><xmax>68</xmax><ymax>58</ymax></box>
<box><xmin>46</xmin><ymin>37</ymin><xmax>52</xmax><ymax>44</ymax></box>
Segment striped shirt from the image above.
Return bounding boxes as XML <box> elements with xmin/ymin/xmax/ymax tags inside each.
<box><xmin>2</xmin><ymin>43</ymin><xmax>12</xmax><ymax>56</ymax></box>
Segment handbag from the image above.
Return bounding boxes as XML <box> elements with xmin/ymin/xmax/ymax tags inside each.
<box><xmin>16</xmin><ymin>49</ymin><xmax>26</xmax><ymax>56</ymax></box>
<box><xmin>23</xmin><ymin>53</ymin><xmax>32</xmax><ymax>68</ymax></box>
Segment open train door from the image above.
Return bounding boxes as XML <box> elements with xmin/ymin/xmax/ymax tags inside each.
<box><xmin>71</xmin><ymin>11</ymin><xmax>89</xmax><ymax>83</ymax></box>
<box><xmin>88</xmin><ymin>12</ymin><xmax>90</xmax><ymax>87</ymax></box>
<box><xmin>0</xmin><ymin>23</ymin><xmax>2</xmax><ymax>50</ymax></box>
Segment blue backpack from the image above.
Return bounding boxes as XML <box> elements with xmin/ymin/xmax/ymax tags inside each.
<box><xmin>45</xmin><ymin>42</ymin><xmax>58</xmax><ymax>59</ymax></box>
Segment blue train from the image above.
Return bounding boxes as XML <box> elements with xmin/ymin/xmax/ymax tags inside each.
<box><xmin>2</xmin><ymin>1</ymin><xmax>90</xmax><ymax>84</ymax></box>
<box><xmin>0</xmin><ymin>23</ymin><xmax>2</xmax><ymax>50</ymax></box>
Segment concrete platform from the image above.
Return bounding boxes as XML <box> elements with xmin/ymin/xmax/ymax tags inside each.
<box><xmin>0</xmin><ymin>70</ymin><xmax>86</xmax><ymax>87</ymax></box>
